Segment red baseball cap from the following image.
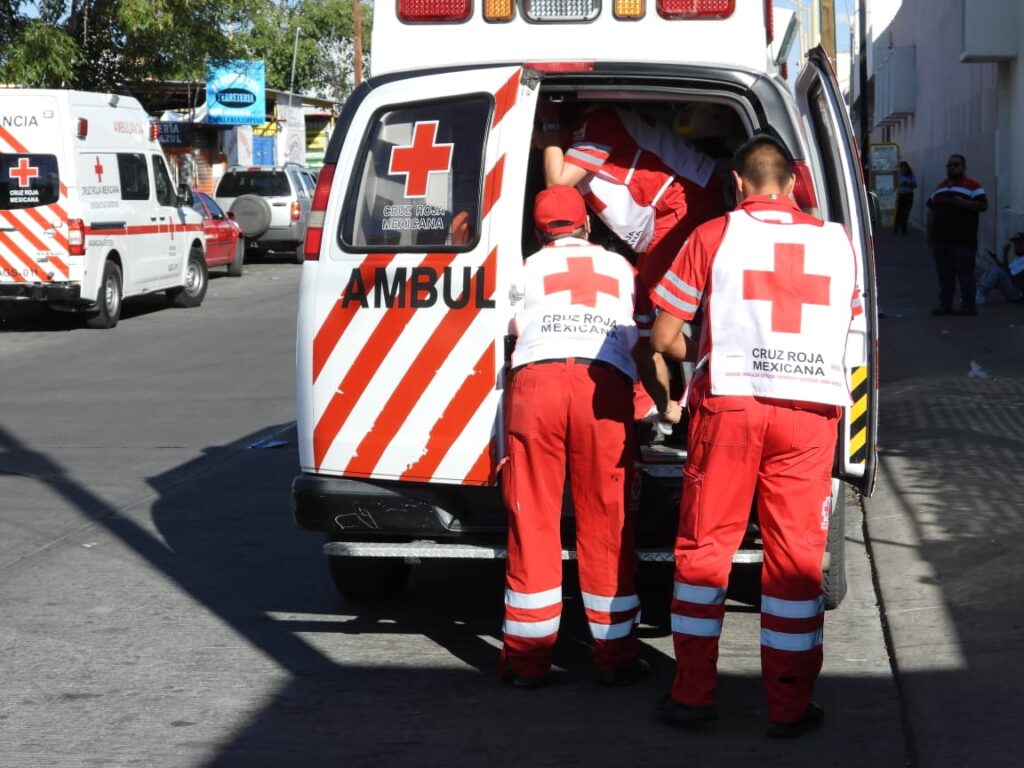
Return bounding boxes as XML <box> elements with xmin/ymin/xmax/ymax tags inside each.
<box><xmin>534</xmin><ymin>185</ymin><xmax>586</xmax><ymax>235</ymax></box>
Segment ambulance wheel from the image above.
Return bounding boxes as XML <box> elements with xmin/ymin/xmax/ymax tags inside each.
<box><xmin>822</xmin><ymin>484</ymin><xmax>848</xmax><ymax>610</ymax></box>
<box><xmin>292</xmin><ymin>247</ymin><xmax>304</xmax><ymax>265</ymax></box>
<box><xmin>230</xmin><ymin>195</ymin><xmax>272</xmax><ymax>239</ymax></box>
<box><xmin>84</xmin><ymin>260</ymin><xmax>122</xmax><ymax>329</ymax></box>
<box><xmin>327</xmin><ymin>556</ymin><xmax>410</xmax><ymax>601</ymax></box>
<box><xmin>169</xmin><ymin>247</ymin><xmax>208</xmax><ymax>308</ymax></box>
<box><xmin>227</xmin><ymin>239</ymin><xmax>245</xmax><ymax>277</ymax></box>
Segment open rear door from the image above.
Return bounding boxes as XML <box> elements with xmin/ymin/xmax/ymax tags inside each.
<box><xmin>297</xmin><ymin>65</ymin><xmax>538</xmax><ymax>487</ymax></box>
<box><xmin>795</xmin><ymin>47</ymin><xmax>879</xmax><ymax>496</ymax></box>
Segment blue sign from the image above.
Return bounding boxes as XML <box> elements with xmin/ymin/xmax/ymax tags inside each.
<box><xmin>206</xmin><ymin>60</ymin><xmax>266</xmax><ymax>125</ymax></box>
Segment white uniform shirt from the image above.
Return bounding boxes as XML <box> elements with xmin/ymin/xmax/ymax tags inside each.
<box><xmin>511</xmin><ymin>237</ymin><xmax>638</xmax><ymax>379</ymax></box>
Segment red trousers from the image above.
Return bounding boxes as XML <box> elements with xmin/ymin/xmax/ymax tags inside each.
<box><xmin>669</xmin><ymin>378</ymin><xmax>839</xmax><ymax>722</ymax></box>
<box><xmin>500</xmin><ymin>358</ymin><xmax>640</xmax><ymax>678</ymax></box>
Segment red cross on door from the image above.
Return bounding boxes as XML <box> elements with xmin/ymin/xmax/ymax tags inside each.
<box><xmin>543</xmin><ymin>256</ymin><xmax>620</xmax><ymax>308</ymax></box>
<box><xmin>388</xmin><ymin>121</ymin><xmax>453</xmax><ymax>198</ymax></box>
<box><xmin>743</xmin><ymin>243</ymin><xmax>830</xmax><ymax>333</ymax></box>
<box><xmin>8</xmin><ymin>158</ymin><xmax>39</xmax><ymax>188</ymax></box>
<box><xmin>94</xmin><ymin>156</ymin><xmax>105</xmax><ymax>183</ymax></box>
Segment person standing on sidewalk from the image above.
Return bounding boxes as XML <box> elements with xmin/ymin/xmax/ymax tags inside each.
<box><xmin>649</xmin><ymin>135</ymin><xmax>865</xmax><ymax>737</ymax></box>
<box><xmin>499</xmin><ymin>185</ymin><xmax>670</xmax><ymax>690</ymax></box>
<box><xmin>926</xmin><ymin>154</ymin><xmax>988</xmax><ymax>316</ymax></box>
<box><xmin>894</xmin><ymin>160</ymin><xmax>916</xmax><ymax>235</ymax></box>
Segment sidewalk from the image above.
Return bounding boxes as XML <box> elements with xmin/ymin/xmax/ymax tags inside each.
<box><xmin>863</xmin><ymin>230</ymin><xmax>1024</xmax><ymax>767</ymax></box>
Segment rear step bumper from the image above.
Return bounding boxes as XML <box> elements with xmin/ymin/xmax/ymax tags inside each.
<box><xmin>324</xmin><ymin>540</ymin><xmax>765</xmax><ymax>565</ymax></box>
<box><xmin>0</xmin><ymin>282</ymin><xmax>81</xmax><ymax>301</ymax></box>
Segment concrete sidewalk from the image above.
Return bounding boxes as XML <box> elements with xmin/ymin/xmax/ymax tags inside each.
<box><xmin>863</xmin><ymin>230</ymin><xmax>1024</xmax><ymax>767</ymax></box>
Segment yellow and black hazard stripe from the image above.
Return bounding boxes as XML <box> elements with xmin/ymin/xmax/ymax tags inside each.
<box><xmin>848</xmin><ymin>366</ymin><xmax>869</xmax><ymax>464</ymax></box>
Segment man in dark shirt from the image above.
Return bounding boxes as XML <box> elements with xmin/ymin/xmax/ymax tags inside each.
<box><xmin>926</xmin><ymin>154</ymin><xmax>988</xmax><ymax>316</ymax></box>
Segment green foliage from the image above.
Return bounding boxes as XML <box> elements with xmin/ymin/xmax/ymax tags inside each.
<box><xmin>0</xmin><ymin>0</ymin><xmax>371</xmax><ymax>99</ymax></box>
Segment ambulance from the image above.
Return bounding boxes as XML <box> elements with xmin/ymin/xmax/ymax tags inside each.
<box><xmin>0</xmin><ymin>90</ymin><xmax>208</xmax><ymax>328</ymax></box>
<box><xmin>292</xmin><ymin>0</ymin><xmax>879</xmax><ymax>606</ymax></box>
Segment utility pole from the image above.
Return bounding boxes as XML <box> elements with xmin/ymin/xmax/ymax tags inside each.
<box><xmin>858</xmin><ymin>0</ymin><xmax>869</xmax><ymax>173</ymax></box>
<box><xmin>354</xmin><ymin>0</ymin><xmax>363</xmax><ymax>87</ymax></box>
<box><xmin>820</xmin><ymin>0</ymin><xmax>836</xmax><ymax>67</ymax></box>
<box><xmin>288</xmin><ymin>27</ymin><xmax>300</xmax><ymax>104</ymax></box>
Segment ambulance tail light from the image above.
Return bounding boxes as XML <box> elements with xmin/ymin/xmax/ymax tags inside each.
<box><xmin>76</xmin><ymin>119</ymin><xmax>88</xmax><ymax>140</ymax></box>
<box><xmin>791</xmin><ymin>161</ymin><xmax>818</xmax><ymax>210</ymax></box>
<box><xmin>397</xmin><ymin>0</ymin><xmax>471</xmax><ymax>22</ymax></box>
<box><xmin>303</xmin><ymin>163</ymin><xmax>336</xmax><ymax>261</ymax></box>
<box><xmin>68</xmin><ymin>219</ymin><xmax>85</xmax><ymax>256</ymax></box>
<box><xmin>483</xmin><ymin>0</ymin><xmax>515</xmax><ymax>22</ymax></box>
<box><xmin>656</xmin><ymin>0</ymin><xmax>735</xmax><ymax>20</ymax></box>
<box><xmin>290</xmin><ymin>200</ymin><xmax>302</xmax><ymax>221</ymax></box>
<box><xmin>524</xmin><ymin>0</ymin><xmax>600</xmax><ymax>23</ymax></box>
<box><xmin>523</xmin><ymin>61</ymin><xmax>596</xmax><ymax>72</ymax></box>
<box><xmin>764</xmin><ymin>0</ymin><xmax>774</xmax><ymax>43</ymax></box>
<box><xmin>613</xmin><ymin>0</ymin><xmax>645</xmax><ymax>20</ymax></box>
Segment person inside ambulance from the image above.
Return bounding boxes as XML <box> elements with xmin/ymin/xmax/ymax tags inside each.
<box><xmin>499</xmin><ymin>185</ymin><xmax>673</xmax><ymax>689</ymax></box>
<box><xmin>649</xmin><ymin>135</ymin><xmax>866</xmax><ymax>737</ymax></box>
<box><xmin>537</xmin><ymin>102</ymin><xmax>727</xmax><ymax>437</ymax></box>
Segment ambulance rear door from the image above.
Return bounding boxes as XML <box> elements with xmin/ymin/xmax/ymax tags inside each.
<box><xmin>298</xmin><ymin>65</ymin><xmax>537</xmax><ymax>487</ymax></box>
<box><xmin>0</xmin><ymin>93</ymin><xmax>74</xmax><ymax>291</ymax></box>
<box><xmin>795</xmin><ymin>47</ymin><xmax>879</xmax><ymax>495</ymax></box>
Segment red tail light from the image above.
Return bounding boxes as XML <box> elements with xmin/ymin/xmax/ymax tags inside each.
<box><xmin>792</xmin><ymin>161</ymin><xmax>819</xmax><ymax>210</ymax></box>
<box><xmin>290</xmin><ymin>200</ymin><xmax>302</xmax><ymax>221</ymax></box>
<box><xmin>656</xmin><ymin>0</ymin><xmax>735</xmax><ymax>20</ymax></box>
<box><xmin>764</xmin><ymin>0</ymin><xmax>774</xmax><ymax>44</ymax></box>
<box><xmin>303</xmin><ymin>164</ymin><xmax>336</xmax><ymax>261</ymax></box>
<box><xmin>68</xmin><ymin>219</ymin><xmax>85</xmax><ymax>256</ymax></box>
<box><xmin>523</xmin><ymin>61</ymin><xmax>597</xmax><ymax>72</ymax></box>
<box><xmin>398</xmin><ymin>0</ymin><xmax>471</xmax><ymax>22</ymax></box>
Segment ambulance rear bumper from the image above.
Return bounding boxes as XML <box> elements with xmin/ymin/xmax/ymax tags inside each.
<box><xmin>0</xmin><ymin>282</ymin><xmax>81</xmax><ymax>301</ymax></box>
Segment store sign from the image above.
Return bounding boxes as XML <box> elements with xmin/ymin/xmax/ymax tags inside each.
<box><xmin>206</xmin><ymin>60</ymin><xmax>266</xmax><ymax>125</ymax></box>
<box><xmin>156</xmin><ymin>121</ymin><xmax>193</xmax><ymax>146</ymax></box>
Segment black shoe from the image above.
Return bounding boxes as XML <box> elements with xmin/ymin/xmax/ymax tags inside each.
<box><xmin>952</xmin><ymin>307</ymin><xmax>977</xmax><ymax>316</ymax></box>
<box><xmin>598</xmin><ymin>657</ymin><xmax>651</xmax><ymax>687</ymax></box>
<box><xmin>655</xmin><ymin>694</ymin><xmax>717</xmax><ymax>725</ymax></box>
<box><xmin>501</xmin><ymin>670</ymin><xmax>550</xmax><ymax>689</ymax></box>
<box><xmin>931</xmin><ymin>306</ymin><xmax>953</xmax><ymax>316</ymax></box>
<box><xmin>766</xmin><ymin>702</ymin><xmax>824</xmax><ymax>738</ymax></box>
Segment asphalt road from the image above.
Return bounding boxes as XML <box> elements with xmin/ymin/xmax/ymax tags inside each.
<box><xmin>1</xmin><ymin>255</ymin><xmax>907</xmax><ymax>767</ymax></box>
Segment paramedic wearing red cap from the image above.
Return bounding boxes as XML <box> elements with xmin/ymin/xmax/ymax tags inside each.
<box><xmin>499</xmin><ymin>185</ymin><xmax>670</xmax><ymax>688</ymax></box>
<box><xmin>649</xmin><ymin>136</ymin><xmax>866</xmax><ymax>736</ymax></box>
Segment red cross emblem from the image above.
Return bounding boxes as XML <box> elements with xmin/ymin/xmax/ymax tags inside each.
<box><xmin>8</xmin><ymin>158</ymin><xmax>39</xmax><ymax>188</ymax></box>
<box><xmin>543</xmin><ymin>256</ymin><xmax>620</xmax><ymax>307</ymax></box>
<box><xmin>94</xmin><ymin>156</ymin><xmax>105</xmax><ymax>183</ymax></box>
<box><xmin>388</xmin><ymin>121</ymin><xmax>453</xmax><ymax>198</ymax></box>
<box><xmin>743</xmin><ymin>243</ymin><xmax>830</xmax><ymax>333</ymax></box>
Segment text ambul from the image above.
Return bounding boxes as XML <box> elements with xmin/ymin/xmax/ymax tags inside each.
<box><xmin>340</xmin><ymin>265</ymin><xmax>495</xmax><ymax>309</ymax></box>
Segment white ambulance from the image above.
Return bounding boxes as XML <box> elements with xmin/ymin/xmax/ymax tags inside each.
<box><xmin>0</xmin><ymin>90</ymin><xmax>208</xmax><ymax>328</ymax></box>
<box><xmin>293</xmin><ymin>0</ymin><xmax>879</xmax><ymax>605</ymax></box>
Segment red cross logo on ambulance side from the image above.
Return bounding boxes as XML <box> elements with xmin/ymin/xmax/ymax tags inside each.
<box><xmin>8</xmin><ymin>158</ymin><xmax>39</xmax><ymax>188</ymax></box>
<box><xmin>388</xmin><ymin>121</ymin><xmax>453</xmax><ymax>199</ymax></box>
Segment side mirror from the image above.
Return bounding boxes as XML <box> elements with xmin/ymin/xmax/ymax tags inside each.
<box><xmin>177</xmin><ymin>184</ymin><xmax>193</xmax><ymax>207</ymax></box>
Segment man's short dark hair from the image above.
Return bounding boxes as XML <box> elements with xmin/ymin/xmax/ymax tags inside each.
<box><xmin>733</xmin><ymin>135</ymin><xmax>794</xmax><ymax>189</ymax></box>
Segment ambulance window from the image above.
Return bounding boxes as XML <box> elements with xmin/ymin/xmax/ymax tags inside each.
<box><xmin>117</xmin><ymin>154</ymin><xmax>151</xmax><ymax>201</ymax></box>
<box><xmin>0</xmin><ymin>154</ymin><xmax>59</xmax><ymax>210</ymax></box>
<box><xmin>342</xmin><ymin>97</ymin><xmax>489</xmax><ymax>251</ymax></box>
<box><xmin>151</xmin><ymin>156</ymin><xmax>176</xmax><ymax>206</ymax></box>
<box><xmin>805</xmin><ymin>82</ymin><xmax>850</xmax><ymax>227</ymax></box>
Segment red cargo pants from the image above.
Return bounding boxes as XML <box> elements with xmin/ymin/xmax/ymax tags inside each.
<box><xmin>669</xmin><ymin>378</ymin><xmax>839</xmax><ymax>723</ymax></box>
<box><xmin>499</xmin><ymin>358</ymin><xmax>640</xmax><ymax>679</ymax></box>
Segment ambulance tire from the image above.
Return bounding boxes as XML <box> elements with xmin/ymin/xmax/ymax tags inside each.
<box><xmin>230</xmin><ymin>195</ymin><xmax>272</xmax><ymax>239</ymax></box>
<box><xmin>822</xmin><ymin>484</ymin><xmax>848</xmax><ymax>610</ymax></box>
<box><xmin>327</xmin><ymin>556</ymin><xmax>411</xmax><ymax>601</ymax></box>
<box><xmin>227</xmin><ymin>239</ymin><xmax>245</xmax><ymax>277</ymax></box>
<box><xmin>168</xmin><ymin>247</ymin><xmax>209</xmax><ymax>308</ymax></box>
<box><xmin>292</xmin><ymin>247</ymin><xmax>304</xmax><ymax>265</ymax></box>
<box><xmin>84</xmin><ymin>260</ymin><xmax>122</xmax><ymax>329</ymax></box>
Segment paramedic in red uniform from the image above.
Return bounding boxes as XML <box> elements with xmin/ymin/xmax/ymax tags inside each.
<box><xmin>540</xmin><ymin>105</ymin><xmax>726</xmax><ymax>417</ymax></box>
<box><xmin>649</xmin><ymin>136</ymin><xmax>866</xmax><ymax>736</ymax></box>
<box><xmin>499</xmin><ymin>185</ymin><xmax>670</xmax><ymax>688</ymax></box>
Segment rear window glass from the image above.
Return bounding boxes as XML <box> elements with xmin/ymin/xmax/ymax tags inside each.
<box><xmin>342</xmin><ymin>97</ymin><xmax>489</xmax><ymax>250</ymax></box>
<box><xmin>0</xmin><ymin>154</ymin><xmax>59</xmax><ymax>210</ymax></box>
<box><xmin>217</xmin><ymin>171</ymin><xmax>291</xmax><ymax>197</ymax></box>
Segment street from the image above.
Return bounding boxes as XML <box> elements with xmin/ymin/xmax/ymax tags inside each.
<box><xmin>1</xmin><ymin>231</ymin><xmax>1016</xmax><ymax>767</ymax></box>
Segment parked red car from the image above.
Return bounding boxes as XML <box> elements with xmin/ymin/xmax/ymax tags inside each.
<box><xmin>190</xmin><ymin>189</ymin><xmax>245</xmax><ymax>276</ymax></box>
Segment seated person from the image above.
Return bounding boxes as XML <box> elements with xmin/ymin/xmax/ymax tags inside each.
<box><xmin>976</xmin><ymin>231</ymin><xmax>1024</xmax><ymax>305</ymax></box>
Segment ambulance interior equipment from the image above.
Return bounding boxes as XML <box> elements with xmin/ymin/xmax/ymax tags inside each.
<box><xmin>292</xmin><ymin>0</ymin><xmax>878</xmax><ymax>608</ymax></box>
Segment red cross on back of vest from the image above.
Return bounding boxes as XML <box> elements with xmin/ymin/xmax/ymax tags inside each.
<box><xmin>743</xmin><ymin>242</ymin><xmax>830</xmax><ymax>333</ymax></box>
<box><xmin>543</xmin><ymin>256</ymin><xmax>620</xmax><ymax>308</ymax></box>
<box><xmin>388</xmin><ymin>121</ymin><xmax>453</xmax><ymax>198</ymax></box>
